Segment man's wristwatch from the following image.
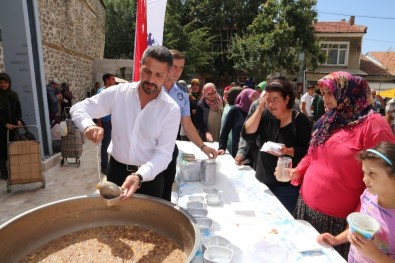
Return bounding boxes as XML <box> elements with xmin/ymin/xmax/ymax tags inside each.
<box><xmin>135</xmin><ymin>173</ymin><xmax>143</xmax><ymax>188</ymax></box>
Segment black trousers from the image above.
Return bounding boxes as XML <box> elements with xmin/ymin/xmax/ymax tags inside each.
<box><xmin>162</xmin><ymin>145</ymin><xmax>179</xmax><ymax>201</ymax></box>
<box><xmin>107</xmin><ymin>156</ymin><xmax>164</xmax><ymax>199</ymax></box>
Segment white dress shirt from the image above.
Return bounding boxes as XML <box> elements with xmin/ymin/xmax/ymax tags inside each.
<box><xmin>70</xmin><ymin>82</ymin><xmax>181</xmax><ymax>181</ymax></box>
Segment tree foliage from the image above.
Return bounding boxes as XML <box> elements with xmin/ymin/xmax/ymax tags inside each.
<box><xmin>103</xmin><ymin>0</ymin><xmax>136</xmax><ymax>59</ymax></box>
<box><xmin>229</xmin><ymin>0</ymin><xmax>325</xmax><ymax>78</ymax></box>
<box><xmin>163</xmin><ymin>0</ymin><xmax>216</xmax><ymax>77</ymax></box>
<box><xmin>102</xmin><ymin>0</ymin><xmax>324</xmax><ymax>81</ymax></box>
<box><xmin>185</xmin><ymin>0</ymin><xmax>262</xmax><ymax>78</ymax></box>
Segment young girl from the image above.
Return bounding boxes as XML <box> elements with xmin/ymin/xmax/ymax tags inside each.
<box><xmin>317</xmin><ymin>141</ymin><xmax>395</xmax><ymax>262</ymax></box>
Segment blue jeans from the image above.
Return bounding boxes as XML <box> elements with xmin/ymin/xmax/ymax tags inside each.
<box><xmin>101</xmin><ymin>121</ymin><xmax>112</xmax><ymax>170</ymax></box>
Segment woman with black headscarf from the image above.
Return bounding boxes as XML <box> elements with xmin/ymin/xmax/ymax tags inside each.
<box><xmin>0</xmin><ymin>72</ymin><xmax>23</xmax><ymax>179</ymax></box>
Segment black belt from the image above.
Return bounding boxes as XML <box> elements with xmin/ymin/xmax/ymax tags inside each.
<box><xmin>110</xmin><ymin>156</ymin><xmax>139</xmax><ymax>173</ymax></box>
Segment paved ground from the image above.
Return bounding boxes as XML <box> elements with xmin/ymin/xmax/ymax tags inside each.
<box><xmin>0</xmin><ymin>141</ymin><xmax>101</xmax><ymax>225</ymax></box>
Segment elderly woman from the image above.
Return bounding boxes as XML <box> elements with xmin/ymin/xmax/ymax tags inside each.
<box><xmin>196</xmin><ymin>83</ymin><xmax>223</xmax><ymax>142</ymax></box>
<box><xmin>0</xmin><ymin>72</ymin><xmax>23</xmax><ymax>180</ymax></box>
<box><xmin>290</xmin><ymin>71</ymin><xmax>395</xmax><ymax>258</ymax></box>
<box><xmin>242</xmin><ymin>79</ymin><xmax>312</xmax><ymax>213</ymax></box>
<box><xmin>219</xmin><ymin>88</ymin><xmax>259</xmax><ymax>157</ymax></box>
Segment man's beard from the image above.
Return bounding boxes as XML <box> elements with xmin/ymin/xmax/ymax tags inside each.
<box><xmin>141</xmin><ymin>81</ymin><xmax>159</xmax><ymax>95</ymax></box>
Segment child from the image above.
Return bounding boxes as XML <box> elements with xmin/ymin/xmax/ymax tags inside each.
<box><xmin>317</xmin><ymin>141</ymin><xmax>395</xmax><ymax>262</ymax></box>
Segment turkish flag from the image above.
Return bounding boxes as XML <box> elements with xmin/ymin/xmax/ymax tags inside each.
<box><xmin>133</xmin><ymin>0</ymin><xmax>147</xmax><ymax>82</ymax></box>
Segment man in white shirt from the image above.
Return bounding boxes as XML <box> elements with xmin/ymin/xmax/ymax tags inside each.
<box><xmin>70</xmin><ymin>46</ymin><xmax>181</xmax><ymax>199</ymax></box>
<box><xmin>301</xmin><ymin>84</ymin><xmax>315</xmax><ymax>121</ymax></box>
<box><xmin>162</xmin><ymin>50</ymin><xmax>217</xmax><ymax>201</ymax></box>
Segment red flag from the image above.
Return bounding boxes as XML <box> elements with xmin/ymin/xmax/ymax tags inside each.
<box><xmin>133</xmin><ymin>0</ymin><xmax>147</xmax><ymax>82</ymax></box>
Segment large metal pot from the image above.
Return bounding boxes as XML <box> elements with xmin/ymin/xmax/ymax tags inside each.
<box><xmin>0</xmin><ymin>194</ymin><xmax>200</xmax><ymax>262</ymax></box>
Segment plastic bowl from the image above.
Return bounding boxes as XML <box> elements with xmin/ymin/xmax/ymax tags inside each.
<box><xmin>201</xmin><ymin>235</ymin><xmax>232</xmax><ymax>253</ymax></box>
<box><xmin>188</xmin><ymin>208</ymin><xmax>208</xmax><ymax>218</ymax></box>
<box><xmin>203</xmin><ymin>188</ymin><xmax>219</xmax><ymax>195</ymax></box>
<box><xmin>206</xmin><ymin>193</ymin><xmax>222</xmax><ymax>206</ymax></box>
<box><xmin>195</xmin><ymin>217</ymin><xmax>213</xmax><ymax>230</ymax></box>
<box><xmin>203</xmin><ymin>245</ymin><xmax>233</xmax><ymax>263</ymax></box>
<box><xmin>188</xmin><ymin>196</ymin><xmax>205</xmax><ymax>202</ymax></box>
<box><xmin>187</xmin><ymin>201</ymin><xmax>207</xmax><ymax>209</ymax></box>
<box><xmin>347</xmin><ymin>212</ymin><xmax>380</xmax><ymax>239</ymax></box>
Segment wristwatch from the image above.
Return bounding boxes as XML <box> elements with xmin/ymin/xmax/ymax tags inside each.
<box><xmin>135</xmin><ymin>173</ymin><xmax>143</xmax><ymax>188</ymax></box>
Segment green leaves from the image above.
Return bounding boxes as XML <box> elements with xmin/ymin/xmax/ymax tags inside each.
<box><xmin>229</xmin><ymin>0</ymin><xmax>324</xmax><ymax>77</ymax></box>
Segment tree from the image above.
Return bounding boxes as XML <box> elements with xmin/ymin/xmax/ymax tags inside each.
<box><xmin>185</xmin><ymin>0</ymin><xmax>262</xmax><ymax>79</ymax></box>
<box><xmin>229</xmin><ymin>0</ymin><xmax>325</xmax><ymax>78</ymax></box>
<box><xmin>103</xmin><ymin>0</ymin><xmax>136</xmax><ymax>59</ymax></box>
<box><xmin>163</xmin><ymin>0</ymin><xmax>216</xmax><ymax>77</ymax></box>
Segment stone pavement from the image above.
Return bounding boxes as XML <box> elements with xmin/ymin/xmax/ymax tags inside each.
<box><xmin>0</xmin><ymin>140</ymin><xmax>101</xmax><ymax>225</ymax></box>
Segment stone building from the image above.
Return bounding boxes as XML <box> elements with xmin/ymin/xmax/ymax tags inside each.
<box><xmin>0</xmin><ymin>0</ymin><xmax>106</xmax><ymax>101</ymax></box>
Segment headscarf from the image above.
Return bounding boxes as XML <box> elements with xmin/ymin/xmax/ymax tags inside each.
<box><xmin>191</xmin><ymin>79</ymin><xmax>202</xmax><ymax>102</ymax></box>
<box><xmin>310</xmin><ymin>71</ymin><xmax>373</xmax><ymax>148</ymax></box>
<box><xmin>256</xmin><ymin>81</ymin><xmax>267</xmax><ymax>91</ymax></box>
<box><xmin>226</xmin><ymin>86</ymin><xmax>242</xmax><ymax>105</ymax></box>
<box><xmin>0</xmin><ymin>72</ymin><xmax>18</xmax><ymax>110</ymax></box>
<box><xmin>234</xmin><ymin>88</ymin><xmax>259</xmax><ymax>113</ymax></box>
<box><xmin>202</xmin><ymin>83</ymin><xmax>223</xmax><ymax>112</ymax></box>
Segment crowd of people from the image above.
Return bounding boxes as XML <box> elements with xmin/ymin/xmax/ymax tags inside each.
<box><xmin>2</xmin><ymin>45</ymin><xmax>395</xmax><ymax>262</ymax></box>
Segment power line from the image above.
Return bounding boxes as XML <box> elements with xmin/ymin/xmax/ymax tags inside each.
<box><xmin>318</xmin><ymin>11</ymin><xmax>395</xmax><ymax>20</ymax></box>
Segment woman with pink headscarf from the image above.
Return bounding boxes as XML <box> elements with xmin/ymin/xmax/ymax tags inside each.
<box><xmin>218</xmin><ymin>88</ymin><xmax>259</xmax><ymax>157</ymax></box>
<box><xmin>195</xmin><ymin>83</ymin><xmax>223</xmax><ymax>142</ymax></box>
<box><xmin>290</xmin><ymin>71</ymin><xmax>395</xmax><ymax>258</ymax></box>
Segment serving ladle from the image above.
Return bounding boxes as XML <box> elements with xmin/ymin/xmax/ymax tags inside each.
<box><xmin>95</xmin><ymin>145</ymin><xmax>122</xmax><ymax>201</ymax></box>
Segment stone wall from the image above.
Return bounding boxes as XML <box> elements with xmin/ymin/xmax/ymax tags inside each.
<box><xmin>0</xmin><ymin>0</ymin><xmax>106</xmax><ymax>101</ymax></box>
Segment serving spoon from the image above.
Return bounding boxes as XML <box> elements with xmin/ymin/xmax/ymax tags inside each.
<box><xmin>95</xmin><ymin>145</ymin><xmax>122</xmax><ymax>199</ymax></box>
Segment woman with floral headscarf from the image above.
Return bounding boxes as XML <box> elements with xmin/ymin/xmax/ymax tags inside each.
<box><xmin>218</xmin><ymin>88</ymin><xmax>259</xmax><ymax>157</ymax></box>
<box><xmin>196</xmin><ymin>83</ymin><xmax>223</xmax><ymax>142</ymax></box>
<box><xmin>290</xmin><ymin>71</ymin><xmax>395</xmax><ymax>259</ymax></box>
<box><xmin>0</xmin><ymin>72</ymin><xmax>23</xmax><ymax>180</ymax></box>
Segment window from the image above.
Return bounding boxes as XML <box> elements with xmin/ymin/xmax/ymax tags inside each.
<box><xmin>320</xmin><ymin>42</ymin><xmax>349</xmax><ymax>66</ymax></box>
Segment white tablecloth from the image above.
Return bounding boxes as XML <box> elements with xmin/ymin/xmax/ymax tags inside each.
<box><xmin>175</xmin><ymin>141</ymin><xmax>346</xmax><ymax>263</ymax></box>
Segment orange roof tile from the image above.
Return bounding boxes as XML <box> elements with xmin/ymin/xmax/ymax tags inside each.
<box><xmin>313</xmin><ymin>21</ymin><xmax>367</xmax><ymax>34</ymax></box>
<box><xmin>367</xmin><ymin>52</ymin><xmax>395</xmax><ymax>75</ymax></box>
<box><xmin>360</xmin><ymin>54</ymin><xmax>389</xmax><ymax>76</ymax></box>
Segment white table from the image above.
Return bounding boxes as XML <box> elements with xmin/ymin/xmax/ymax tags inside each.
<box><xmin>175</xmin><ymin>141</ymin><xmax>346</xmax><ymax>263</ymax></box>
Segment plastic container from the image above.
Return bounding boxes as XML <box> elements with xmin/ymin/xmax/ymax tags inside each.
<box><xmin>206</xmin><ymin>193</ymin><xmax>222</xmax><ymax>206</ymax></box>
<box><xmin>200</xmin><ymin>159</ymin><xmax>216</xmax><ymax>185</ymax></box>
<box><xmin>195</xmin><ymin>217</ymin><xmax>213</xmax><ymax>231</ymax></box>
<box><xmin>275</xmin><ymin>156</ymin><xmax>292</xmax><ymax>182</ymax></box>
<box><xmin>347</xmin><ymin>212</ymin><xmax>380</xmax><ymax>239</ymax></box>
<box><xmin>187</xmin><ymin>201</ymin><xmax>207</xmax><ymax>209</ymax></box>
<box><xmin>201</xmin><ymin>235</ymin><xmax>232</xmax><ymax>253</ymax></box>
<box><xmin>188</xmin><ymin>208</ymin><xmax>208</xmax><ymax>218</ymax></box>
<box><xmin>189</xmin><ymin>196</ymin><xmax>205</xmax><ymax>202</ymax></box>
<box><xmin>203</xmin><ymin>245</ymin><xmax>233</xmax><ymax>263</ymax></box>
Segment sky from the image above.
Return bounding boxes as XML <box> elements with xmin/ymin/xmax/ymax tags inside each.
<box><xmin>316</xmin><ymin>0</ymin><xmax>395</xmax><ymax>54</ymax></box>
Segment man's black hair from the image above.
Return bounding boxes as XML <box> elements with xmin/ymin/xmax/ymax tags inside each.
<box><xmin>141</xmin><ymin>46</ymin><xmax>173</xmax><ymax>68</ymax></box>
<box><xmin>102</xmin><ymin>72</ymin><xmax>115</xmax><ymax>83</ymax></box>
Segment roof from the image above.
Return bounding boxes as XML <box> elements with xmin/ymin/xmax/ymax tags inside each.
<box><xmin>360</xmin><ymin>54</ymin><xmax>389</xmax><ymax>76</ymax></box>
<box><xmin>313</xmin><ymin>21</ymin><xmax>367</xmax><ymax>34</ymax></box>
<box><xmin>365</xmin><ymin>52</ymin><xmax>395</xmax><ymax>75</ymax></box>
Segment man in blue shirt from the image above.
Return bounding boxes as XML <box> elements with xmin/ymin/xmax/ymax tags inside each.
<box><xmin>97</xmin><ymin>73</ymin><xmax>116</xmax><ymax>175</ymax></box>
<box><xmin>162</xmin><ymin>50</ymin><xmax>218</xmax><ymax>201</ymax></box>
